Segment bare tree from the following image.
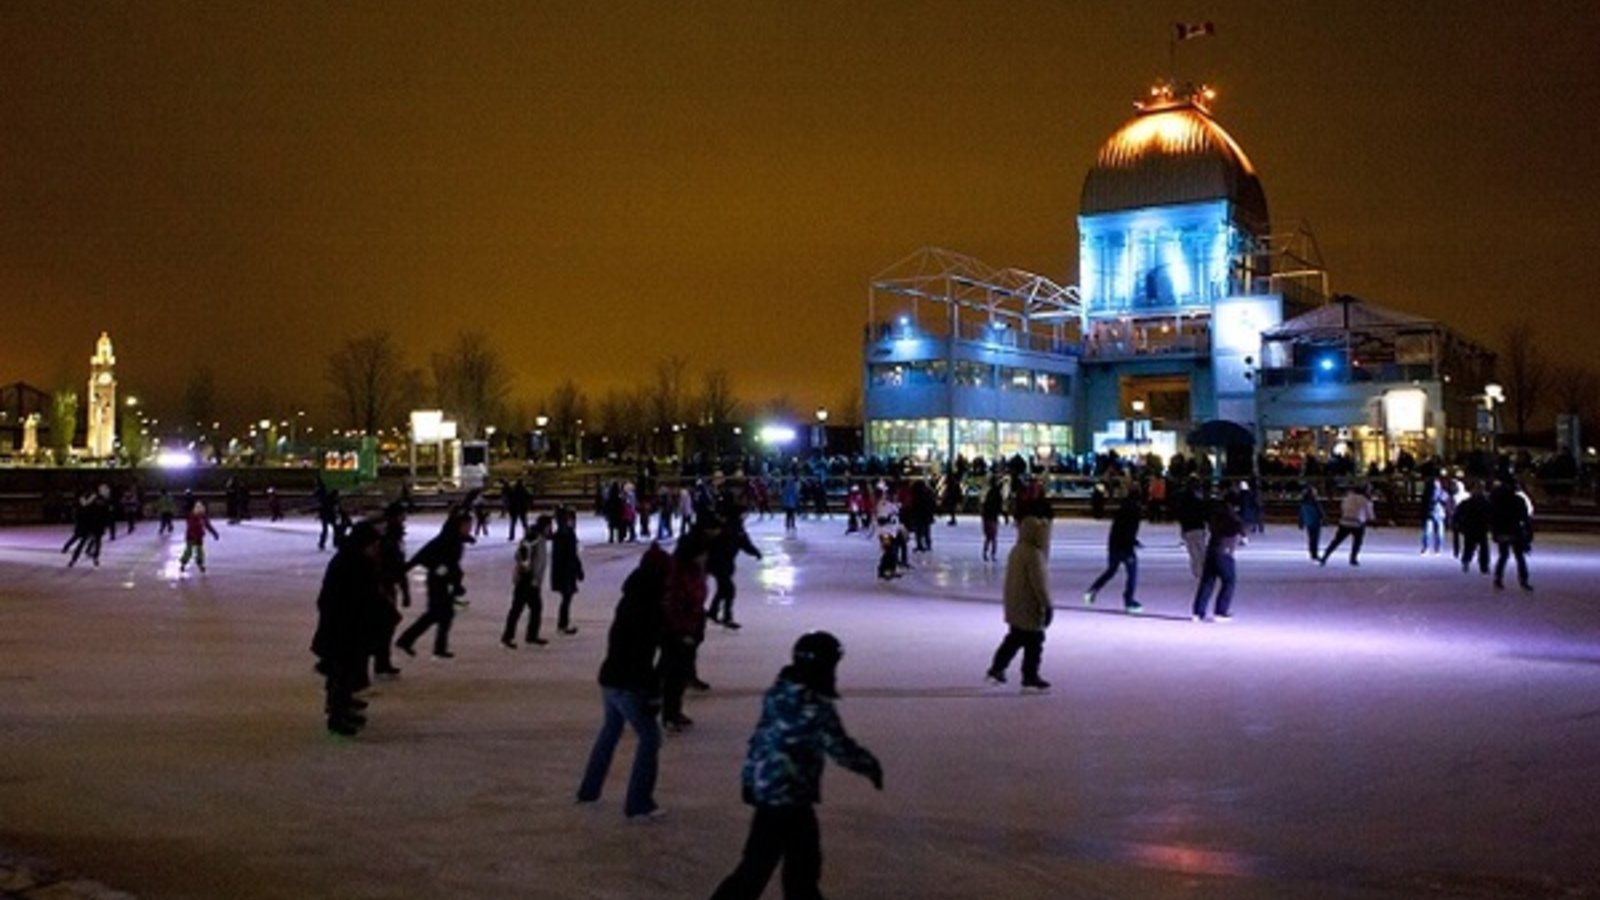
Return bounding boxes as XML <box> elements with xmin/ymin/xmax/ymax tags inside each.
<box><xmin>182</xmin><ymin>366</ymin><xmax>217</xmax><ymax>436</ymax></box>
<box><xmin>597</xmin><ymin>387</ymin><xmax>648</xmax><ymax>458</ymax></box>
<box><xmin>431</xmin><ymin>331</ymin><xmax>512</xmax><ymax>440</ymax></box>
<box><xmin>547</xmin><ymin>378</ymin><xmax>588</xmax><ymax>463</ymax></box>
<box><xmin>647</xmin><ymin>355</ymin><xmax>689</xmax><ymax>456</ymax></box>
<box><xmin>1500</xmin><ymin>322</ymin><xmax>1549</xmax><ymax>435</ymax></box>
<box><xmin>325</xmin><ymin>331</ymin><xmax>410</xmax><ymax>436</ymax></box>
<box><xmin>49</xmin><ymin>390</ymin><xmax>78</xmax><ymax>463</ymax></box>
<box><xmin>1549</xmin><ymin>363</ymin><xmax>1596</xmax><ymax>417</ymax></box>
<box><xmin>690</xmin><ymin>368</ymin><xmax>741</xmax><ymax>459</ymax></box>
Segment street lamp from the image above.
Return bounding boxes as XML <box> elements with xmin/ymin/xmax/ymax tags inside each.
<box><xmin>1483</xmin><ymin>383</ymin><xmax>1505</xmax><ymax>457</ymax></box>
<box><xmin>813</xmin><ymin>407</ymin><xmax>829</xmax><ymax>454</ymax></box>
<box><xmin>534</xmin><ymin>414</ymin><xmax>549</xmax><ymax>463</ymax></box>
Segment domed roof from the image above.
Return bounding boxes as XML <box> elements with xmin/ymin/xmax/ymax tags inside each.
<box><xmin>1080</xmin><ymin>89</ymin><xmax>1268</xmax><ymax>231</ymax></box>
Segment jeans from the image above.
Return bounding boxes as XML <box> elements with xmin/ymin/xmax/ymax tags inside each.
<box><xmin>1304</xmin><ymin>524</ymin><xmax>1321</xmax><ymax>560</ymax></box>
<box><xmin>989</xmin><ymin>627</ymin><xmax>1045</xmax><ymax>682</ymax></box>
<box><xmin>577</xmin><ymin>688</ymin><xmax>661</xmax><ymax>817</ymax></box>
<box><xmin>1088</xmin><ymin>549</ymin><xmax>1139</xmax><ymax>604</ymax></box>
<box><xmin>1421</xmin><ymin>514</ymin><xmax>1444</xmax><ymax>553</ymax></box>
<box><xmin>710</xmin><ymin>805</ymin><xmax>823</xmax><ymax>900</ymax></box>
<box><xmin>1494</xmin><ymin>539</ymin><xmax>1530</xmax><ymax>587</ymax></box>
<box><xmin>1181</xmin><ymin>529</ymin><xmax>1207</xmax><ymax>578</ymax></box>
<box><xmin>1192</xmin><ymin>550</ymin><xmax>1236</xmax><ymax>618</ymax></box>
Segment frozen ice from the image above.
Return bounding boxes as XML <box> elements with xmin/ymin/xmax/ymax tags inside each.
<box><xmin>2</xmin><ymin>511</ymin><xmax>1598</xmax><ymax>898</ymax></box>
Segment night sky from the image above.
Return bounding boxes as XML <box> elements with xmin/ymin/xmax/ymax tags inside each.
<box><xmin>3</xmin><ymin>2</ymin><xmax>1598</xmax><ymax>429</ymax></box>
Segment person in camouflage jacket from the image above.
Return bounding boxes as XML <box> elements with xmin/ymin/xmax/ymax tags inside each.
<box><xmin>709</xmin><ymin>631</ymin><xmax>882</xmax><ymax>900</ymax></box>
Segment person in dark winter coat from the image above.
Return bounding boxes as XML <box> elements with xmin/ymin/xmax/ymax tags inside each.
<box><xmin>1452</xmin><ymin>480</ymin><xmax>1492</xmax><ymax>575</ymax></box>
<box><xmin>658</xmin><ymin>528</ymin><xmax>710</xmax><ymax>731</ymax></box>
<box><xmin>577</xmin><ymin>543</ymin><xmax>669</xmax><ymax>818</ymax></box>
<box><xmin>708</xmin><ymin>631</ymin><xmax>882</xmax><ymax>900</ymax></box>
<box><xmin>1083</xmin><ymin>493</ymin><xmax>1144</xmax><ymax>613</ymax></box>
<box><xmin>706</xmin><ymin>513</ymin><xmax>763</xmax><ymax>630</ymax></box>
<box><xmin>550</xmin><ymin>507</ymin><xmax>585</xmax><ymax>636</ymax></box>
<box><xmin>310</xmin><ymin>522</ymin><xmax>387</xmax><ymax>736</ymax></box>
<box><xmin>1193</xmin><ymin>495</ymin><xmax>1245</xmax><ymax>621</ymax></box>
<box><xmin>373</xmin><ymin>504</ymin><xmax>408</xmax><ymax>677</ymax></box>
<box><xmin>980</xmin><ymin>479</ymin><xmax>1003</xmax><ymax>562</ymax></box>
<box><xmin>395</xmin><ymin>510</ymin><xmax>474</xmax><ymax>659</ymax></box>
<box><xmin>1297</xmin><ymin>486</ymin><xmax>1324</xmax><ymax>561</ymax></box>
<box><xmin>1489</xmin><ymin>479</ymin><xmax>1533</xmax><ymax>590</ymax></box>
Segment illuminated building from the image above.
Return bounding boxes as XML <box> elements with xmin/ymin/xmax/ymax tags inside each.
<box><xmin>1256</xmin><ymin>295</ymin><xmax>1497</xmax><ymax>467</ymax></box>
<box><xmin>865</xmin><ymin>79</ymin><xmax>1493</xmax><ymax>472</ymax></box>
<box><xmin>863</xmin><ymin>247</ymin><xmax>1080</xmax><ymax>465</ymax></box>
<box><xmin>85</xmin><ymin>331</ymin><xmax>117</xmax><ymax>459</ymax></box>
<box><xmin>1076</xmin><ymin>81</ymin><xmax>1320</xmax><ymax>463</ymax></box>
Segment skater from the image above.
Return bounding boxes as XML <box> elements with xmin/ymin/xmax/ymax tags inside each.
<box><xmin>780</xmin><ymin>477</ymin><xmax>800</xmax><ymax>535</ymax></box>
<box><xmin>63</xmin><ymin>490</ymin><xmax>108</xmax><ymax>568</ymax></box>
<box><xmin>1420</xmin><ymin>475</ymin><xmax>1448</xmax><ymax>555</ymax></box>
<box><xmin>373</xmin><ymin>503</ymin><xmax>409</xmax><ymax>678</ymax></box>
<box><xmin>1298</xmin><ymin>485</ymin><xmax>1324</xmax><ymax>562</ymax></box>
<box><xmin>980</xmin><ymin>478</ymin><xmax>1003</xmax><ymax>562</ymax></box>
<box><xmin>503</xmin><ymin>514</ymin><xmax>553</xmax><ymax>647</ymax></box>
<box><xmin>985</xmin><ymin>512</ymin><xmax>1054</xmax><ymax>691</ymax></box>
<box><xmin>1238</xmin><ymin>480</ymin><xmax>1264</xmax><ymax>534</ymax></box>
<box><xmin>707</xmin><ymin>511</ymin><xmax>763</xmax><ymax>630</ymax></box>
<box><xmin>708</xmin><ymin>631</ymin><xmax>883</xmax><ymax>900</ymax></box>
<box><xmin>1192</xmin><ymin>492</ymin><xmax>1245</xmax><ymax>622</ymax></box>
<box><xmin>1083</xmin><ymin>492</ymin><xmax>1144</xmax><ymax>613</ymax></box>
<box><xmin>1174</xmin><ymin>477</ymin><xmax>1209</xmax><ymax>578</ymax></box>
<box><xmin>395</xmin><ymin>509</ymin><xmax>473</xmax><ymax>659</ymax></box>
<box><xmin>658</xmin><ymin>528</ymin><xmax>710</xmax><ymax>731</ymax></box>
<box><xmin>1319</xmin><ymin>484</ymin><xmax>1375</xmax><ymax>566</ymax></box>
<box><xmin>506</xmin><ymin>478</ymin><xmax>531</xmax><ymax>542</ymax></box>
<box><xmin>1489</xmin><ymin>478</ymin><xmax>1533</xmax><ymax>591</ymax></box>
<box><xmin>156</xmin><ymin>489</ymin><xmax>177</xmax><ymax>535</ymax></box>
<box><xmin>1453</xmin><ymin>480</ymin><xmax>1491</xmax><ymax>575</ymax></box>
<box><xmin>267</xmin><ymin>486</ymin><xmax>283</xmax><ymax>522</ymax></box>
<box><xmin>179</xmin><ymin>499</ymin><xmax>221</xmax><ymax>573</ymax></box>
<box><xmin>310</xmin><ymin>521</ymin><xmax>386</xmax><ymax>737</ymax></box>
<box><xmin>316</xmin><ymin>487</ymin><xmax>343</xmax><ymax>550</ymax></box>
<box><xmin>550</xmin><ymin>506</ymin><xmax>585</xmax><ymax>636</ymax></box>
<box><xmin>577</xmin><ymin>542</ymin><xmax>669</xmax><ymax>819</ymax></box>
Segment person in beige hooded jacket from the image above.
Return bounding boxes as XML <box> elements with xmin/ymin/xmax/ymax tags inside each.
<box><xmin>985</xmin><ymin>513</ymin><xmax>1055</xmax><ymax>692</ymax></box>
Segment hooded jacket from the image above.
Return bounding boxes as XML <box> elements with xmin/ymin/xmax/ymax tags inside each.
<box><xmin>1003</xmin><ymin>516</ymin><xmax>1052</xmax><ymax>631</ymax></box>
<box><xmin>740</xmin><ymin>671</ymin><xmax>880</xmax><ymax>807</ymax></box>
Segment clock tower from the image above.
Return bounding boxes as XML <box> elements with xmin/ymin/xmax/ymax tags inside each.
<box><xmin>86</xmin><ymin>332</ymin><xmax>117</xmax><ymax>458</ymax></box>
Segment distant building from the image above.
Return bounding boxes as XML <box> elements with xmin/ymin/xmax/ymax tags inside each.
<box><xmin>85</xmin><ymin>331</ymin><xmax>117</xmax><ymax>458</ymax></box>
<box><xmin>1257</xmin><ymin>295</ymin><xmax>1496</xmax><ymax>467</ymax></box>
<box><xmin>0</xmin><ymin>381</ymin><xmax>52</xmax><ymax>455</ymax></box>
<box><xmin>864</xmin><ymin>79</ymin><xmax>1495</xmax><ymax>474</ymax></box>
<box><xmin>862</xmin><ymin>247</ymin><xmax>1080</xmax><ymax>465</ymax></box>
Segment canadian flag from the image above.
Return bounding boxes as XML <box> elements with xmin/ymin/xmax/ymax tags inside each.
<box><xmin>1174</xmin><ymin>21</ymin><xmax>1215</xmax><ymax>41</ymax></box>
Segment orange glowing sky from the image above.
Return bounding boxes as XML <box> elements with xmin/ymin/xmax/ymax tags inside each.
<box><xmin>3</xmin><ymin>2</ymin><xmax>1598</xmax><ymax>428</ymax></box>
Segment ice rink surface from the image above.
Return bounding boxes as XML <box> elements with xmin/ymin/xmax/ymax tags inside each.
<box><xmin>2</xmin><ymin>509</ymin><xmax>1597</xmax><ymax>899</ymax></box>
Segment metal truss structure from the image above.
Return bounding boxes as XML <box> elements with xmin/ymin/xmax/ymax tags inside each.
<box><xmin>868</xmin><ymin>246</ymin><xmax>1082</xmax><ymax>347</ymax></box>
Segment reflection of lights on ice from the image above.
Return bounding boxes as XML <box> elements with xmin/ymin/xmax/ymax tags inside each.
<box><xmin>758</xmin><ymin>554</ymin><xmax>797</xmax><ymax>606</ymax></box>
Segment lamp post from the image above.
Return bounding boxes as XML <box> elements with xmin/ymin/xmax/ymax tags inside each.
<box><xmin>534</xmin><ymin>414</ymin><xmax>549</xmax><ymax>464</ymax></box>
<box><xmin>1483</xmin><ymin>383</ymin><xmax>1504</xmax><ymax>458</ymax></box>
<box><xmin>814</xmin><ymin>407</ymin><xmax>829</xmax><ymax>454</ymax></box>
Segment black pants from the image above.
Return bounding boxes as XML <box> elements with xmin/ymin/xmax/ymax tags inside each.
<box><xmin>503</xmin><ymin>582</ymin><xmax>543</xmax><ymax>642</ymax></box>
<box><xmin>1494</xmin><ymin>539</ymin><xmax>1530</xmax><ymax>587</ymax></box>
<box><xmin>397</xmin><ymin>599</ymin><xmax>455</xmax><ymax>655</ymax></box>
<box><xmin>1304</xmin><ymin>524</ymin><xmax>1321</xmax><ymax>560</ymax></box>
<box><xmin>555</xmin><ymin>590</ymin><xmax>576</xmax><ymax>631</ymax></box>
<box><xmin>1321</xmin><ymin>525</ymin><xmax>1366</xmax><ymax>563</ymax></box>
<box><xmin>989</xmin><ymin>627</ymin><xmax>1045</xmax><ymax>682</ymax></box>
<box><xmin>658</xmin><ymin>639</ymin><xmax>698</xmax><ymax>722</ymax></box>
<box><xmin>321</xmin><ymin>653</ymin><xmax>368</xmax><ymax>728</ymax></box>
<box><xmin>710</xmin><ymin>805</ymin><xmax>823</xmax><ymax>900</ymax></box>
<box><xmin>1460</xmin><ymin>533</ymin><xmax>1490</xmax><ymax>573</ymax></box>
<box><xmin>708</xmin><ymin>572</ymin><xmax>737</xmax><ymax>623</ymax></box>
